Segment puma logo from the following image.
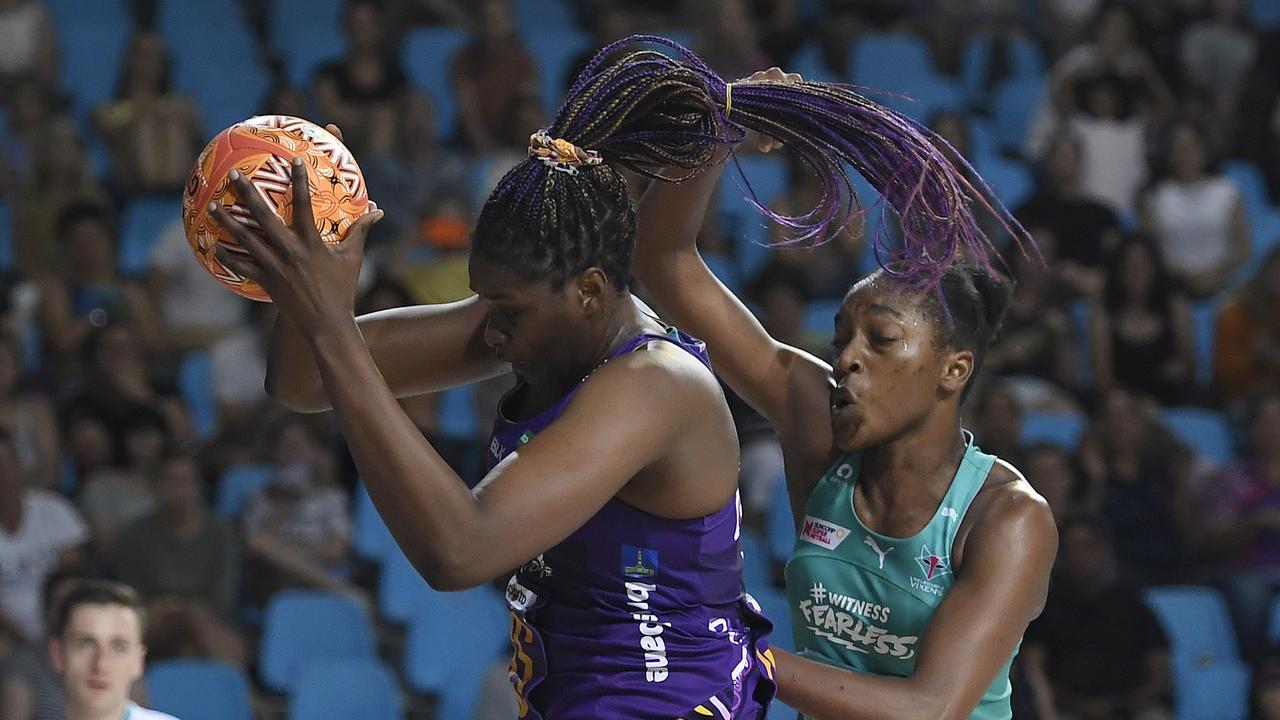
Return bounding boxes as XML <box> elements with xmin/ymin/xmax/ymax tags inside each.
<box><xmin>864</xmin><ymin>536</ymin><xmax>893</xmax><ymax>569</ymax></box>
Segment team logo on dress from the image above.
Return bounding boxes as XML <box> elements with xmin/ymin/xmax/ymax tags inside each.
<box><xmin>800</xmin><ymin>516</ymin><xmax>851</xmax><ymax>550</ymax></box>
<box><xmin>622</xmin><ymin>545</ymin><xmax>660</xmax><ymax>579</ymax></box>
<box><xmin>518</xmin><ymin>430</ymin><xmax>535</xmax><ymax>447</ymax></box>
<box><xmin>520</xmin><ymin>554</ymin><xmax>553</xmax><ymax>579</ymax></box>
<box><xmin>915</xmin><ymin>544</ymin><xmax>950</xmax><ymax>580</ymax></box>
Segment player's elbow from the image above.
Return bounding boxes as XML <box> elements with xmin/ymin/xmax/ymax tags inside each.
<box><xmin>414</xmin><ymin>550</ymin><xmax>491</xmax><ymax>593</ymax></box>
<box><xmin>264</xmin><ymin>370</ymin><xmax>330</xmax><ymax>414</ymax></box>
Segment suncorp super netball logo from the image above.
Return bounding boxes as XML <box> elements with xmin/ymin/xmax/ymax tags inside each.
<box><xmin>800</xmin><ymin>516</ymin><xmax>851</xmax><ymax>550</ymax></box>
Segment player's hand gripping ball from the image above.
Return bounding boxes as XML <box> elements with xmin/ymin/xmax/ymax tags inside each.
<box><xmin>181</xmin><ymin>115</ymin><xmax>369</xmax><ymax>301</ymax></box>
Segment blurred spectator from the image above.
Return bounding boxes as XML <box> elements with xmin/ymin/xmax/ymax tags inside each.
<box><xmin>1255</xmin><ymin>645</ymin><xmax>1280</xmax><ymax>720</ymax></box>
<box><xmin>449</xmin><ymin>0</ymin><xmax>539</xmax><ymax>152</ymax></box>
<box><xmin>1067</xmin><ymin>70</ymin><xmax>1153</xmax><ymax>217</ymax></box>
<box><xmin>37</xmin><ymin>205</ymin><xmax>165</xmax><ymax>363</ymax></box>
<box><xmin>112</xmin><ymin>453</ymin><xmax>237</xmax><ymax>618</ymax></box>
<box><xmin>1179</xmin><ymin>0</ymin><xmax>1257</xmax><ymax>131</ymax></box>
<box><xmin>0</xmin><ymin>568</ymin><xmax>80</xmax><ymax>720</ymax></box>
<box><xmin>313</xmin><ymin>0</ymin><xmax>419</xmax><ymax>160</ymax></box>
<box><xmin>1201</xmin><ymin>390</ymin><xmax>1280</xmax><ymax>659</ymax></box>
<box><xmin>1014</xmin><ymin>130</ymin><xmax>1122</xmax><ymax>298</ymax></box>
<box><xmin>0</xmin><ymin>432</ymin><xmax>88</xmax><ymax>641</ymax></box>
<box><xmin>12</xmin><ymin>120</ymin><xmax>112</xmax><ymax>279</ymax></box>
<box><xmin>563</xmin><ymin>2</ymin><xmax>635</xmax><ymax>95</ymax></box>
<box><xmin>0</xmin><ymin>79</ymin><xmax>60</xmax><ymax>193</ymax></box>
<box><xmin>1141</xmin><ymin>118</ymin><xmax>1250</xmax><ymax>299</ymax></box>
<box><xmin>1234</xmin><ymin>31</ymin><xmax>1280</xmax><ymax>203</ymax></box>
<box><xmin>75</xmin><ymin>408</ymin><xmax>166</xmax><ymax>560</ymax></box>
<box><xmin>207</xmin><ymin>301</ymin><xmax>272</xmax><ymax>445</ymax></box>
<box><xmin>0</xmin><ymin>0</ymin><xmax>57</xmax><ymax>100</ymax></box>
<box><xmin>144</xmin><ymin>216</ymin><xmax>248</xmax><ymax>351</ymax></box>
<box><xmin>111</xmin><ymin>453</ymin><xmax>244</xmax><ymax>665</ymax></box>
<box><xmin>385</xmin><ymin>0</ymin><xmax>470</xmax><ymax>29</ymax></box>
<box><xmin>1078</xmin><ymin>388</ymin><xmax>1195</xmax><ymax>584</ymax></box>
<box><xmin>1129</xmin><ymin>0</ymin><xmax>1189</xmax><ymax>90</ymax></box>
<box><xmin>1214</xmin><ymin>247</ymin><xmax>1280</xmax><ymax>407</ymax></box>
<box><xmin>1022</xmin><ymin>513</ymin><xmax>1173</xmax><ymax>720</ymax></box>
<box><xmin>693</xmin><ymin>0</ymin><xmax>768</xmax><ymax>79</ymax></box>
<box><xmin>1088</xmin><ymin>236</ymin><xmax>1195</xmax><ymax>405</ymax></box>
<box><xmin>396</xmin><ymin>193</ymin><xmax>475</xmax><ymax>305</ymax></box>
<box><xmin>0</xmin><ymin>333</ymin><xmax>59</xmax><ymax>490</ymax></box>
<box><xmin>1024</xmin><ymin>442</ymin><xmax>1080</xmax><ymax>520</ymax></box>
<box><xmin>984</xmin><ymin>227</ymin><xmax>1079</xmax><ymax>406</ymax></box>
<box><xmin>61</xmin><ymin>409</ymin><xmax>114</xmax><ymax>497</ymax></box>
<box><xmin>62</xmin><ymin>323</ymin><xmax>190</xmax><ymax>452</ymax></box>
<box><xmin>242</xmin><ymin>418</ymin><xmax>361</xmax><ymax>608</ymax></box>
<box><xmin>1029</xmin><ymin>3</ymin><xmax>1173</xmax><ymax>163</ymax></box>
<box><xmin>92</xmin><ymin>30</ymin><xmax>204</xmax><ymax>197</ymax></box>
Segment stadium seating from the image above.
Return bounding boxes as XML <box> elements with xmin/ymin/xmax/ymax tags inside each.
<box><xmin>958</xmin><ymin>34</ymin><xmax>1045</xmax><ymax>109</ymax></box>
<box><xmin>1159</xmin><ymin>407</ymin><xmax>1236</xmax><ymax>465</ymax></box>
<box><xmin>146</xmin><ymin>659</ymin><xmax>255</xmax><ymax>720</ymax></box>
<box><xmin>1018</xmin><ymin>411</ymin><xmax>1086</xmax><ymax>450</ymax></box>
<box><xmin>269</xmin><ymin>0</ymin><xmax>346</xmax><ymax>88</ymax></box>
<box><xmin>118</xmin><ymin>196</ymin><xmax>181</xmax><ymax>276</ymax></box>
<box><xmin>402</xmin><ymin>27</ymin><xmax>470</xmax><ymax>137</ymax></box>
<box><xmin>1144</xmin><ymin>586</ymin><xmax>1249</xmax><ymax>720</ymax></box>
<box><xmin>214</xmin><ymin>463</ymin><xmax>272</xmax><ymax>519</ymax></box>
<box><xmin>176</xmin><ymin>349</ymin><xmax>218</xmax><ymax>441</ymax></box>
<box><xmin>378</xmin><ymin>544</ymin><xmax>445</xmax><ymax>625</ymax></box>
<box><xmin>767</xmin><ymin>474</ymin><xmax>797</xmax><ymax>564</ymax></box>
<box><xmin>403</xmin><ymin>585</ymin><xmax>509</xmax><ymax>717</ymax></box>
<box><xmin>259</xmin><ymin>589</ymin><xmax>377</xmax><ymax>694</ymax></box>
<box><xmin>718</xmin><ymin>153</ymin><xmax>790</xmax><ymax>280</ymax></box>
<box><xmin>990</xmin><ymin>76</ymin><xmax>1046</xmax><ymax>155</ymax></box>
<box><xmin>287</xmin><ymin>658</ymin><xmax>404</xmax><ymax>720</ymax></box>
<box><xmin>353</xmin><ymin>480</ymin><xmax>396</xmax><ymax>564</ymax></box>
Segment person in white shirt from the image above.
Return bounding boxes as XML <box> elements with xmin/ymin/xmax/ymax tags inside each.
<box><xmin>0</xmin><ymin>432</ymin><xmax>88</xmax><ymax>641</ymax></box>
<box><xmin>48</xmin><ymin>580</ymin><xmax>178</xmax><ymax>720</ymax></box>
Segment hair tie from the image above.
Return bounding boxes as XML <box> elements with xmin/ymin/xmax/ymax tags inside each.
<box><xmin>529</xmin><ymin>130</ymin><xmax>602</xmax><ymax>175</ymax></box>
<box><xmin>724</xmin><ymin>82</ymin><xmax>734</xmax><ymax>119</ymax></box>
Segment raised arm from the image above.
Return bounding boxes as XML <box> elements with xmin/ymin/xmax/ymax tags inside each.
<box><xmin>266</xmin><ymin>296</ymin><xmax>506</xmax><ymax>412</ymax></box>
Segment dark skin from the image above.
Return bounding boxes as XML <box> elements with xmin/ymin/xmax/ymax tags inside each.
<box><xmin>631</xmin><ymin>69</ymin><xmax>1058</xmax><ymax>720</ymax></box>
<box><xmin>208</xmin><ymin>136</ymin><xmax>739</xmax><ymax>592</ymax></box>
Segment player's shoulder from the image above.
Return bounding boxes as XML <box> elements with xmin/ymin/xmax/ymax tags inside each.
<box><xmin>970</xmin><ymin>457</ymin><xmax>1055</xmax><ymax>539</ymax></box>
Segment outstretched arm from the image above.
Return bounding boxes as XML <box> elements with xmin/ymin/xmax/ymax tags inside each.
<box><xmin>632</xmin><ymin>69</ymin><xmax>835</xmax><ymax>514</ymax></box>
<box><xmin>772</xmin><ymin>483</ymin><xmax>1057</xmax><ymax>720</ymax></box>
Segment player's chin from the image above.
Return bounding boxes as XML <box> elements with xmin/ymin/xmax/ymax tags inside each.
<box><xmin>829</xmin><ymin>405</ymin><xmax>870</xmax><ymax>452</ymax></box>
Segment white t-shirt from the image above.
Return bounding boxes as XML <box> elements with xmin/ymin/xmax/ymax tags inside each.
<box><xmin>1146</xmin><ymin>176</ymin><xmax>1241</xmax><ymax>276</ymax></box>
<box><xmin>146</xmin><ymin>217</ymin><xmax>246</xmax><ymax>335</ymax></box>
<box><xmin>1071</xmin><ymin>115</ymin><xmax>1148</xmax><ymax>215</ymax></box>
<box><xmin>125</xmin><ymin>701</ymin><xmax>181</xmax><ymax>720</ymax></box>
<box><xmin>0</xmin><ymin>489</ymin><xmax>89</xmax><ymax>639</ymax></box>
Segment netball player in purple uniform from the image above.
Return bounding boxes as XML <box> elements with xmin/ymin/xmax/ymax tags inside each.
<box><xmin>208</xmin><ymin>36</ymin><xmax>1015</xmax><ymax>719</ymax></box>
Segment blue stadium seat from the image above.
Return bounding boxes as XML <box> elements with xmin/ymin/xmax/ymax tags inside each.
<box><xmin>967</xmin><ymin>117</ymin><xmax>998</xmax><ymax>165</ymax></box>
<box><xmin>1159</xmin><ymin>407</ymin><xmax>1236</xmax><ymax>465</ymax></box>
<box><xmin>146</xmin><ymin>660</ymin><xmax>254</xmax><ymax>720</ymax></box>
<box><xmin>0</xmin><ymin>200</ymin><xmax>12</xmax><ymax>271</ymax></box>
<box><xmin>1224</xmin><ymin>159</ymin><xmax>1271</xmax><ymax>215</ymax></box>
<box><xmin>718</xmin><ymin>154</ymin><xmax>790</xmax><ymax>279</ymax></box>
<box><xmin>50</xmin><ymin>0</ymin><xmax>131</xmax><ymax>121</ymax></box>
<box><xmin>768</xmin><ymin>699</ymin><xmax>801</xmax><ymax>720</ymax></box>
<box><xmin>402</xmin><ymin>27</ymin><xmax>470</xmax><ymax>137</ymax></box>
<box><xmin>975</xmin><ymin>156</ymin><xmax>1034</xmax><ymax>210</ymax></box>
<box><xmin>991</xmin><ymin>76</ymin><xmax>1046</xmax><ymax>155</ymax></box>
<box><xmin>514</xmin><ymin>0</ymin><xmax>576</xmax><ymax>41</ymax></box>
<box><xmin>1253</xmin><ymin>0</ymin><xmax>1280</xmax><ymax>28</ymax></box>
<box><xmin>259</xmin><ymin>590</ymin><xmax>376</xmax><ymax>694</ymax></box>
<box><xmin>788</xmin><ymin>42</ymin><xmax>844</xmax><ymax>84</ymax></box>
<box><xmin>177</xmin><ymin>350</ymin><xmax>218</xmax><ymax>441</ymax></box>
<box><xmin>353</xmin><ymin>480</ymin><xmax>395</xmax><ymax>564</ymax></box>
<box><xmin>215</xmin><ymin>464</ymin><xmax>273</xmax><ymax>520</ymax></box>
<box><xmin>119</xmin><ymin>196</ymin><xmax>182</xmax><ymax>276</ymax></box>
<box><xmin>379</xmin><ymin>544</ymin><xmax>447</xmax><ymax>625</ymax></box>
<box><xmin>269</xmin><ymin>0</ymin><xmax>346</xmax><ymax>88</ymax></box>
<box><xmin>849</xmin><ymin>34</ymin><xmax>963</xmax><ymax>121</ymax></box>
<box><xmin>703</xmin><ymin>253</ymin><xmax>743</xmax><ymax>296</ymax></box>
<box><xmin>403</xmin><ymin>585</ymin><xmax>509</xmax><ymax>717</ymax></box>
<box><xmin>1191</xmin><ymin>301</ymin><xmax>1218</xmax><ymax>388</ymax></box>
<box><xmin>767</xmin><ymin>473</ymin><xmax>797</xmax><ymax>564</ymax></box>
<box><xmin>1019</xmin><ymin>411</ymin><xmax>1086</xmax><ymax>450</ymax></box>
<box><xmin>1144</xmin><ymin>586</ymin><xmax>1249</xmax><ymax>720</ymax></box>
<box><xmin>804</xmin><ymin>299</ymin><xmax>843</xmax><ymax>336</ymax></box>
<box><xmin>287</xmin><ymin>659</ymin><xmax>403</xmax><ymax>720</ymax></box>
<box><xmin>524</xmin><ymin>27</ymin><xmax>592</xmax><ymax>115</ymax></box>
<box><xmin>438</xmin><ymin>385</ymin><xmax>477</xmax><ymax>440</ymax></box>
<box><xmin>159</xmin><ymin>0</ymin><xmax>272</xmax><ymax>134</ymax></box>
<box><xmin>958</xmin><ymin>34</ymin><xmax>1045</xmax><ymax>109</ymax></box>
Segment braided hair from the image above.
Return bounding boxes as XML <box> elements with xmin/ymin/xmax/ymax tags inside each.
<box><xmin>471</xmin><ymin>35</ymin><xmax>1030</xmax><ymax>293</ymax></box>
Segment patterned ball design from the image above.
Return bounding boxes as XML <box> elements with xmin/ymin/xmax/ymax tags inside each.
<box><xmin>181</xmin><ymin>115</ymin><xmax>369</xmax><ymax>301</ymax></box>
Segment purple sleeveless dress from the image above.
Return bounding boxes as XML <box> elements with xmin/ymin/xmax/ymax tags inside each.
<box><xmin>489</xmin><ymin>327</ymin><xmax>777</xmax><ymax>719</ymax></box>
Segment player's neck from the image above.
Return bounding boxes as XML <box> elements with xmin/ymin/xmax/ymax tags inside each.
<box><xmin>859</xmin><ymin>412</ymin><xmax>966</xmax><ymax>510</ymax></box>
<box><xmin>67</xmin><ymin>698</ymin><xmax>129</xmax><ymax>720</ymax></box>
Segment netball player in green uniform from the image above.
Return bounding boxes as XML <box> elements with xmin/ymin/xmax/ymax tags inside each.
<box><xmin>634</xmin><ymin>69</ymin><xmax>1057</xmax><ymax>719</ymax></box>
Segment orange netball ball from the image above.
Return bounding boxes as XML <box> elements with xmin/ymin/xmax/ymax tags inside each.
<box><xmin>181</xmin><ymin>115</ymin><xmax>369</xmax><ymax>301</ymax></box>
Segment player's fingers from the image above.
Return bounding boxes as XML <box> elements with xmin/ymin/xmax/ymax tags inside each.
<box><xmin>289</xmin><ymin>158</ymin><xmax>322</xmax><ymax>248</ymax></box>
<box><xmin>214</xmin><ymin>244</ymin><xmax>265</xmax><ymax>283</ymax></box>
<box><xmin>325</xmin><ymin>123</ymin><xmax>345</xmax><ymax>142</ymax></box>
<box><xmin>225</xmin><ymin>170</ymin><xmax>291</xmax><ymax>242</ymax></box>
<box><xmin>208</xmin><ymin>203</ymin><xmax>278</xmax><ymax>269</ymax></box>
<box><xmin>339</xmin><ymin>208</ymin><xmax>384</xmax><ymax>258</ymax></box>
